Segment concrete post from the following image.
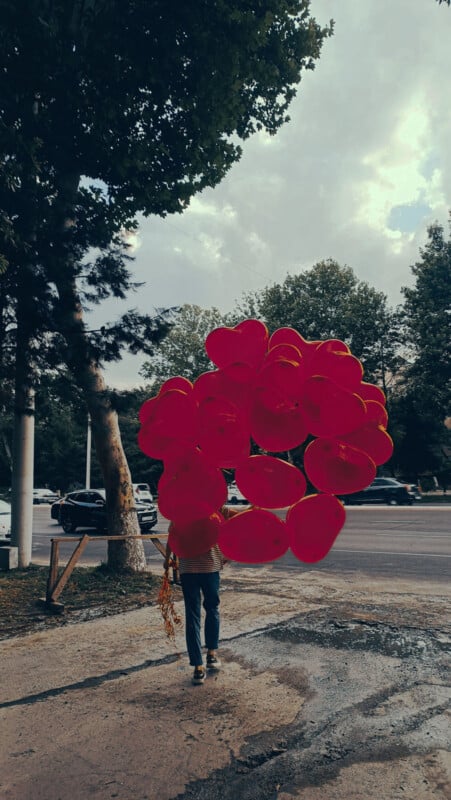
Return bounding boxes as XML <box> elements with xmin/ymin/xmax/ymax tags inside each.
<box><xmin>11</xmin><ymin>387</ymin><xmax>35</xmax><ymax>568</ymax></box>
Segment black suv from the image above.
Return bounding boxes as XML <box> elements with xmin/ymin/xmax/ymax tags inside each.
<box><xmin>340</xmin><ymin>477</ymin><xmax>413</xmax><ymax>506</ymax></box>
<box><xmin>58</xmin><ymin>489</ymin><xmax>158</xmax><ymax>534</ymax></box>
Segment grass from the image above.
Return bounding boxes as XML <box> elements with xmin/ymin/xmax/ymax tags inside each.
<box><xmin>0</xmin><ymin>563</ymin><xmax>161</xmax><ymax>640</ymax></box>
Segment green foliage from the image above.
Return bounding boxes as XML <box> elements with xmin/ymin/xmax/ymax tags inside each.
<box><xmin>388</xmin><ymin>391</ymin><xmax>451</xmax><ymax>486</ymax></box>
<box><xmin>238</xmin><ymin>260</ymin><xmax>403</xmax><ymax>386</ymax></box>
<box><xmin>401</xmin><ymin>220</ymin><xmax>451</xmax><ymax>420</ymax></box>
<box><xmin>0</xmin><ymin>0</ymin><xmax>332</xmax><ymax>425</ymax></box>
<box><xmin>0</xmin><ymin>0</ymin><xmax>332</xmax><ymax>221</ymax></box>
<box><xmin>385</xmin><ymin>219</ymin><xmax>451</xmax><ymax>482</ymax></box>
<box><xmin>140</xmin><ymin>304</ymin><xmax>230</xmax><ymax>387</ymax></box>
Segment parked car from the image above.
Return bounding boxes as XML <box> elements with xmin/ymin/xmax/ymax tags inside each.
<box><xmin>340</xmin><ymin>477</ymin><xmax>413</xmax><ymax>506</ymax></box>
<box><xmin>227</xmin><ymin>482</ymin><xmax>248</xmax><ymax>504</ymax></box>
<box><xmin>33</xmin><ymin>488</ymin><xmax>60</xmax><ymax>505</ymax></box>
<box><xmin>404</xmin><ymin>483</ymin><xmax>422</xmax><ymax>502</ymax></box>
<box><xmin>58</xmin><ymin>489</ymin><xmax>158</xmax><ymax>534</ymax></box>
<box><xmin>50</xmin><ymin>498</ymin><xmax>64</xmax><ymax>521</ymax></box>
<box><xmin>0</xmin><ymin>499</ymin><xmax>11</xmax><ymax>539</ymax></box>
<box><xmin>132</xmin><ymin>483</ymin><xmax>154</xmax><ymax>504</ymax></box>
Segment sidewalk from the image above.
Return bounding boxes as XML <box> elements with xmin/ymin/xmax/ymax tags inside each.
<box><xmin>1</xmin><ymin>567</ymin><xmax>450</xmax><ymax>800</ymax></box>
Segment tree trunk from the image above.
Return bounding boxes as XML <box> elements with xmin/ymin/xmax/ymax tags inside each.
<box><xmin>49</xmin><ymin>172</ymin><xmax>146</xmax><ymax>572</ymax></box>
<box><xmin>86</xmin><ymin>361</ymin><xmax>147</xmax><ymax>573</ymax></box>
<box><xmin>85</xmin><ymin>372</ymin><xmax>146</xmax><ymax>570</ymax></box>
<box><xmin>56</xmin><ymin>273</ymin><xmax>147</xmax><ymax>571</ymax></box>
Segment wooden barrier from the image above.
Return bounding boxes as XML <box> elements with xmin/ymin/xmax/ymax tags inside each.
<box><xmin>43</xmin><ymin>532</ymin><xmax>178</xmax><ymax>612</ymax></box>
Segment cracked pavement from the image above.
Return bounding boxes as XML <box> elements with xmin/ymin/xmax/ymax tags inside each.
<box><xmin>1</xmin><ymin>568</ymin><xmax>450</xmax><ymax>799</ymax></box>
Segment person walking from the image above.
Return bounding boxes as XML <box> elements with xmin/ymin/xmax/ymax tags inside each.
<box><xmin>165</xmin><ymin>506</ymin><xmax>237</xmax><ymax>685</ymax></box>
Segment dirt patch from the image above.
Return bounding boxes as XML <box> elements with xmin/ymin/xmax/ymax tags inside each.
<box><xmin>0</xmin><ymin>563</ymin><xmax>166</xmax><ymax>639</ymax></box>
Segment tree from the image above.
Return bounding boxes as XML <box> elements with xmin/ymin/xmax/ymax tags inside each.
<box><xmin>238</xmin><ymin>260</ymin><xmax>403</xmax><ymax>389</ymax></box>
<box><xmin>389</xmin><ymin>220</ymin><xmax>451</xmax><ymax>484</ymax></box>
<box><xmin>388</xmin><ymin>391</ymin><xmax>451</xmax><ymax>485</ymax></box>
<box><xmin>1</xmin><ymin>1</ymin><xmax>332</xmax><ymax>569</ymax></box>
<box><xmin>140</xmin><ymin>304</ymin><xmax>232</xmax><ymax>387</ymax></box>
<box><xmin>401</xmin><ymin>220</ymin><xmax>451</xmax><ymax>420</ymax></box>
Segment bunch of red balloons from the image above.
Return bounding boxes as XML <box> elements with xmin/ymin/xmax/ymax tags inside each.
<box><xmin>138</xmin><ymin>320</ymin><xmax>393</xmax><ymax>564</ymax></box>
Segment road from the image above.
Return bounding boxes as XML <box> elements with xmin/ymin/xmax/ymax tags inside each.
<box><xmin>277</xmin><ymin>504</ymin><xmax>451</xmax><ymax>582</ymax></box>
<box><xmin>30</xmin><ymin>503</ymin><xmax>450</xmax><ymax>582</ymax></box>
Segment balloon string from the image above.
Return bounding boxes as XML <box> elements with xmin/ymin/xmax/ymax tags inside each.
<box><xmin>157</xmin><ymin>563</ymin><xmax>182</xmax><ymax>643</ymax></box>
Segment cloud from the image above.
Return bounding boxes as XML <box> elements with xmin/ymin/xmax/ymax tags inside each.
<box><xmin>102</xmin><ymin>0</ymin><xmax>451</xmax><ymax>387</ymax></box>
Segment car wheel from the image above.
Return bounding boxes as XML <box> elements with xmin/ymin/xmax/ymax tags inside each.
<box><xmin>387</xmin><ymin>496</ymin><xmax>398</xmax><ymax>505</ymax></box>
<box><xmin>62</xmin><ymin>517</ymin><xmax>77</xmax><ymax>533</ymax></box>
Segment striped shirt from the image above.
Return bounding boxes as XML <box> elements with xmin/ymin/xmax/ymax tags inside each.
<box><xmin>178</xmin><ymin>544</ymin><xmax>224</xmax><ymax>575</ymax></box>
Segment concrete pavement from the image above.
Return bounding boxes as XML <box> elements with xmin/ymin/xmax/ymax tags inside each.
<box><xmin>1</xmin><ymin>566</ymin><xmax>450</xmax><ymax>800</ymax></box>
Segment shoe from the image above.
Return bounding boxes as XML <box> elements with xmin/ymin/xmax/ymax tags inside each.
<box><xmin>192</xmin><ymin>667</ymin><xmax>206</xmax><ymax>685</ymax></box>
<box><xmin>206</xmin><ymin>654</ymin><xmax>221</xmax><ymax>671</ymax></box>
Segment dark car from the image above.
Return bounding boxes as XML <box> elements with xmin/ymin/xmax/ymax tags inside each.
<box><xmin>404</xmin><ymin>483</ymin><xmax>422</xmax><ymax>502</ymax></box>
<box><xmin>50</xmin><ymin>498</ymin><xmax>64</xmax><ymax>521</ymax></box>
<box><xmin>58</xmin><ymin>489</ymin><xmax>158</xmax><ymax>534</ymax></box>
<box><xmin>340</xmin><ymin>477</ymin><xmax>413</xmax><ymax>506</ymax></box>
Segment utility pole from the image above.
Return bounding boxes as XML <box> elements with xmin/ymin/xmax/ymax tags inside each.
<box><xmin>10</xmin><ymin>386</ymin><xmax>35</xmax><ymax>567</ymax></box>
<box><xmin>85</xmin><ymin>413</ymin><xmax>91</xmax><ymax>489</ymax></box>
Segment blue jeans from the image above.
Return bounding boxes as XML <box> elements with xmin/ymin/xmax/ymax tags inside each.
<box><xmin>180</xmin><ymin>572</ymin><xmax>220</xmax><ymax>666</ymax></box>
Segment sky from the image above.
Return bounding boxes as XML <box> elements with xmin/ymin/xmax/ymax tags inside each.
<box><xmin>98</xmin><ymin>0</ymin><xmax>451</xmax><ymax>389</ymax></box>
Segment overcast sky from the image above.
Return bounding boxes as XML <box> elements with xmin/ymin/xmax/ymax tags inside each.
<box><xmin>98</xmin><ymin>0</ymin><xmax>451</xmax><ymax>389</ymax></box>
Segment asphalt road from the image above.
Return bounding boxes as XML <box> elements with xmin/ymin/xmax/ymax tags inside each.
<box><xmin>276</xmin><ymin>504</ymin><xmax>451</xmax><ymax>582</ymax></box>
<box><xmin>30</xmin><ymin>503</ymin><xmax>451</xmax><ymax>582</ymax></box>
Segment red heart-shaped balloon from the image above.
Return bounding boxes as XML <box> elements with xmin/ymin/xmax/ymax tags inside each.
<box><xmin>158</xmin><ymin>450</ymin><xmax>227</xmax><ymax>523</ymax></box>
<box><xmin>268</xmin><ymin>327</ymin><xmax>318</xmax><ymax>358</ymax></box>
<box><xmin>338</xmin><ymin>424</ymin><xmax>394</xmax><ymax>466</ymax></box>
<box><xmin>235</xmin><ymin>455</ymin><xmax>306</xmax><ymax>508</ymax></box>
<box><xmin>304</xmin><ymin>437</ymin><xmax>376</xmax><ymax>494</ymax></box>
<box><xmin>159</xmin><ymin>376</ymin><xmax>193</xmax><ymax>396</ymax></box>
<box><xmin>218</xmin><ymin>508</ymin><xmax>289</xmax><ymax>563</ymax></box>
<box><xmin>168</xmin><ymin>512</ymin><xmax>222</xmax><ymax>558</ymax></box>
<box><xmin>364</xmin><ymin>400</ymin><xmax>388</xmax><ymax>428</ymax></box>
<box><xmin>286</xmin><ymin>494</ymin><xmax>346</xmax><ymax>562</ymax></box>
<box><xmin>264</xmin><ymin>343</ymin><xmax>303</xmax><ymax>365</ymax></box>
<box><xmin>197</xmin><ymin>396</ymin><xmax>250</xmax><ymax>468</ymax></box>
<box><xmin>254</xmin><ymin>358</ymin><xmax>306</xmax><ymax>405</ymax></box>
<box><xmin>138</xmin><ymin>389</ymin><xmax>199</xmax><ymax>459</ymax></box>
<box><xmin>357</xmin><ymin>381</ymin><xmax>386</xmax><ymax>405</ymax></box>
<box><xmin>307</xmin><ymin>344</ymin><xmax>363</xmax><ymax>389</ymax></box>
<box><xmin>205</xmin><ymin>319</ymin><xmax>269</xmax><ymax>369</ymax></box>
<box><xmin>138</xmin><ymin>395</ymin><xmax>159</xmax><ymax>425</ymax></box>
<box><xmin>250</xmin><ymin>393</ymin><xmax>309</xmax><ymax>452</ymax></box>
<box><xmin>300</xmin><ymin>376</ymin><xmax>367</xmax><ymax>437</ymax></box>
<box><xmin>317</xmin><ymin>339</ymin><xmax>350</xmax><ymax>354</ymax></box>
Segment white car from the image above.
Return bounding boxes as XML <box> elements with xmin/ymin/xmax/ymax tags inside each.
<box><xmin>132</xmin><ymin>483</ymin><xmax>154</xmax><ymax>504</ymax></box>
<box><xmin>33</xmin><ymin>488</ymin><xmax>60</xmax><ymax>505</ymax></box>
<box><xmin>227</xmin><ymin>482</ymin><xmax>248</xmax><ymax>505</ymax></box>
<box><xmin>0</xmin><ymin>499</ymin><xmax>11</xmax><ymax>538</ymax></box>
